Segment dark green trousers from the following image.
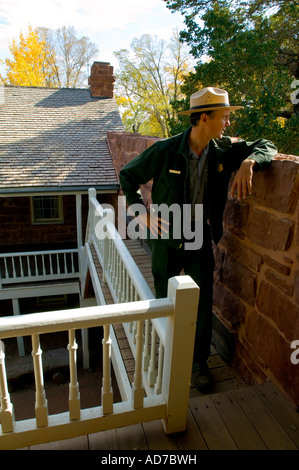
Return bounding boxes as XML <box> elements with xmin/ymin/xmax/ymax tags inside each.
<box><xmin>150</xmin><ymin>223</ymin><xmax>214</xmax><ymax>365</ymax></box>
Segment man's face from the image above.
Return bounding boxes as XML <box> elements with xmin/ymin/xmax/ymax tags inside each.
<box><xmin>206</xmin><ymin>109</ymin><xmax>231</xmax><ymax>139</ymax></box>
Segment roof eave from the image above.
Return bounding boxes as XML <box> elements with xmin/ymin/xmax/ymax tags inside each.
<box><xmin>0</xmin><ymin>184</ymin><xmax>120</xmax><ymax>197</ymax></box>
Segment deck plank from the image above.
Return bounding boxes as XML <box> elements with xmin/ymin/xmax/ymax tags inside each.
<box><xmin>88</xmin><ymin>429</ymin><xmax>119</xmax><ymax>450</ymax></box>
<box><xmin>173</xmin><ymin>409</ymin><xmax>208</xmax><ymax>451</ymax></box>
<box><xmin>116</xmin><ymin>423</ymin><xmax>149</xmax><ymax>450</ymax></box>
<box><xmin>253</xmin><ymin>382</ymin><xmax>299</xmax><ymax>448</ymax></box>
<box><xmin>142</xmin><ymin>419</ymin><xmax>178</xmax><ymax>450</ymax></box>
<box><xmin>232</xmin><ymin>386</ymin><xmax>297</xmax><ymax>450</ymax></box>
<box><xmin>210</xmin><ymin>390</ymin><xmax>267</xmax><ymax>449</ymax></box>
<box><xmin>189</xmin><ymin>395</ymin><xmax>238</xmax><ymax>450</ymax></box>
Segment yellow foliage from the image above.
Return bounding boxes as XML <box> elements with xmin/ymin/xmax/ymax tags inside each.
<box><xmin>4</xmin><ymin>25</ymin><xmax>54</xmax><ymax>87</ymax></box>
<box><xmin>276</xmin><ymin>116</ymin><xmax>286</xmax><ymax>128</ymax></box>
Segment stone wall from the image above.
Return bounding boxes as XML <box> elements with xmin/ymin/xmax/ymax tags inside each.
<box><xmin>214</xmin><ymin>153</ymin><xmax>299</xmax><ymax>406</ymax></box>
<box><xmin>107</xmin><ymin>131</ymin><xmax>160</xmax><ymax>208</ymax></box>
<box><xmin>107</xmin><ymin>131</ymin><xmax>299</xmax><ymax>406</ymax></box>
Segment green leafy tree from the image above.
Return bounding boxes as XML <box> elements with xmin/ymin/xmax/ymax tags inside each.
<box><xmin>164</xmin><ymin>0</ymin><xmax>299</xmax><ymax>154</ymax></box>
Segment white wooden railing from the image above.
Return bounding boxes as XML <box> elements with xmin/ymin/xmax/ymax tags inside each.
<box><xmin>83</xmin><ymin>189</ymin><xmax>166</xmax><ymax>399</ymax></box>
<box><xmin>0</xmin><ymin>189</ymin><xmax>199</xmax><ymax>449</ymax></box>
<box><xmin>0</xmin><ymin>276</ymin><xmax>198</xmax><ymax>449</ymax></box>
<box><xmin>0</xmin><ymin>249</ymin><xmax>79</xmax><ymax>287</ymax></box>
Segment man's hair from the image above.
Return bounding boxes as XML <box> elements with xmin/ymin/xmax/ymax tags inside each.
<box><xmin>190</xmin><ymin>110</ymin><xmax>215</xmax><ymax>127</ymax></box>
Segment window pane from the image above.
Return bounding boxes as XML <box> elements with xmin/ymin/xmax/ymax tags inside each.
<box><xmin>32</xmin><ymin>196</ymin><xmax>62</xmax><ymax>222</ymax></box>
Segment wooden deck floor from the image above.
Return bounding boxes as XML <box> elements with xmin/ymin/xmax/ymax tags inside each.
<box><xmin>20</xmin><ymin>239</ymin><xmax>299</xmax><ymax>450</ymax></box>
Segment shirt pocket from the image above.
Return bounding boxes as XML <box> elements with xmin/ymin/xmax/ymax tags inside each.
<box><xmin>164</xmin><ymin>169</ymin><xmax>183</xmax><ymax>188</ymax></box>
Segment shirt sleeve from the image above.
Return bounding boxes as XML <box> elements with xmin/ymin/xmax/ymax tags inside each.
<box><xmin>119</xmin><ymin>141</ymin><xmax>162</xmax><ymax>208</ymax></box>
<box><xmin>229</xmin><ymin>138</ymin><xmax>277</xmax><ymax>172</ymax></box>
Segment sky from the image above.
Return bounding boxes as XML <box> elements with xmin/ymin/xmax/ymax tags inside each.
<box><xmin>0</xmin><ymin>0</ymin><xmax>187</xmax><ymax>75</ymax></box>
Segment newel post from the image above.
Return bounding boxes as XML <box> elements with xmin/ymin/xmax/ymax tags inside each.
<box><xmin>161</xmin><ymin>275</ymin><xmax>199</xmax><ymax>434</ymax></box>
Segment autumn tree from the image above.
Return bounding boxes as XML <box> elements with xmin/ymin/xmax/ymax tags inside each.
<box><xmin>1</xmin><ymin>25</ymin><xmax>99</xmax><ymax>88</ymax></box>
<box><xmin>114</xmin><ymin>31</ymin><xmax>193</xmax><ymax>137</ymax></box>
<box><xmin>0</xmin><ymin>25</ymin><xmax>53</xmax><ymax>86</ymax></box>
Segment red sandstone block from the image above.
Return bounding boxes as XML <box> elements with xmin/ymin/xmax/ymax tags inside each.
<box><xmin>252</xmin><ymin>159</ymin><xmax>299</xmax><ymax>213</ymax></box>
<box><xmin>247</xmin><ymin>208</ymin><xmax>294</xmax><ymax>251</ymax></box>
<box><xmin>256</xmin><ymin>280</ymin><xmax>299</xmax><ymax>340</ymax></box>
<box><xmin>263</xmin><ymin>255</ymin><xmax>291</xmax><ymax>276</ymax></box>
<box><xmin>91</xmin><ymin>62</ymin><xmax>113</xmax><ymax>75</ymax></box>
<box><xmin>221</xmin><ymin>253</ymin><xmax>257</xmax><ymax>306</ymax></box>
<box><xmin>245</xmin><ymin>310</ymin><xmax>299</xmax><ymax>404</ymax></box>
<box><xmin>232</xmin><ymin>341</ymin><xmax>266</xmax><ymax>385</ymax></box>
<box><xmin>265</xmin><ymin>268</ymin><xmax>294</xmax><ymax>297</ymax></box>
<box><xmin>89</xmin><ymin>76</ymin><xmax>115</xmax><ymax>85</ymax></box>
<box><xmin>295</xmin><ymin>270</ymin><xmax>299</xmax><ymax>305</ymax></box>
<box><xmin>213</xmin><ymin>281</ymin><xmax>246</xmax><ymax>326</ymax></box>
<box><xmin>220</xmin><ymin>232</ymin><xmax>263</xmax><ymax>272</ymax></box>
<box><xmin>223</xmin><ymin>198</ymin><xmax>249</xmax><ymax>236</ymax></box>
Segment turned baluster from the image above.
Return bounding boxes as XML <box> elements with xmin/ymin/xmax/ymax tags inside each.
<box><xmin>101</xmin><ymin>325</ymin><xmax>113</xmax><ymax>414</ymax></box>
<box><xmin>132</xmin><ymin>320</ymin><xmax>144</xmax><ymax>409</ymax></box>
<box><xmin>0</xmin><ymin>341</ymin><xmax>14</xmax><ymax>433</ymax></box>
<box><xmin>31</xmin><ymin>334</ymin><xmax>48</xmax><ymax>427</ymax></box>
<box><xmin>143</xmin><ymin>319</ymin><xmax>150</xmax><ymax>371</ymax></box>
<box><xmin>154</xmin><ymin>341</ymin><xmax>164</xmax><ymax>395</ymax></box>
<box><xmin>68</xmin><ymin>330</ymin><xmax>81</xmax><ymax>420</ymax></box>
<box><xmin>148</xmin><ymin>326</ymin><xmax>157</xmax><ymax>386</ymax></box>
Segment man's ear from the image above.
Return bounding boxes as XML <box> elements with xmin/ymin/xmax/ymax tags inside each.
<box><xmin>201</xmin><ymin>113</ymin><xmax>209</xmax><ymax>124</ymax></box>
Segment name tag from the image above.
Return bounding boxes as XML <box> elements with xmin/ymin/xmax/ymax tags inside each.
<box><xmin>169</xmin><ymin>169</ymin><xmax>181</xmax><ymax>174</ymax></box>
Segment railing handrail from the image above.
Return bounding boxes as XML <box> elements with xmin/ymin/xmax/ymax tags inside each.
<box><xmin>0</xmin><ymin>188</ymin><xmax>200</xmax><ymax>448</ymax></box>
<box><xmin>0</xmin><ymin>248</ymin><xmax>80</xmax><ymax>287</ymax></box>
<box><xmin>0</xmin><ymin>248</ymin><xmax>79</xmax><ymax>258</ymax></box>
<box><xmin>0</xmin><ymin>275</ymin><xmax>199</xmax><ymax>448</ymax></box>
<box><xmin>0</xmin><ymin>298</ymin><xmax>173</xmax><ymax>340</ymax></box>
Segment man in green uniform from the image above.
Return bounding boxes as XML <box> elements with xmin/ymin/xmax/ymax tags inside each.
<box><xmin>119</xmin><ymin>87</ymin><xmax>277</xmax><ymax>392</ymax></box>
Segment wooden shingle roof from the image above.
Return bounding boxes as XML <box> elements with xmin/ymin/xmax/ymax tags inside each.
<box><xmin>0</xmin><ymin>86</ymin><xmax>124</xmax><ymax>194</ymax></box>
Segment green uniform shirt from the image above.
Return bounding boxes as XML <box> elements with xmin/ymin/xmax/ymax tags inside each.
<box><xmin>119</xmin><ymin>128</ymin><xmax>277</xmax><ymax>246</ymax></box>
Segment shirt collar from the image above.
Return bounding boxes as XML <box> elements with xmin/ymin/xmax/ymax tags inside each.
<box><xmin>189</xmin><ymin>142</ymin><xmax>210</xmax><ymax>160</ymax></box>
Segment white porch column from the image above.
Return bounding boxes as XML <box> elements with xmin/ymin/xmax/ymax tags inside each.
<box><xmin>76</xmin><ymin>193</ymin><xmax>82</xmax><ymax>249</ymax></box>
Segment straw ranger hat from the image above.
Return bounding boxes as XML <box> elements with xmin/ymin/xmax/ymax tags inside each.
<box><xmin>179</xmin><ymin>87</ymin><xmax>243</xmax><ymax>115</ymax></box>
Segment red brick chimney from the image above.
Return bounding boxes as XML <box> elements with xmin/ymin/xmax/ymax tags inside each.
<box><xmin>88</xmin><ymin>61</ymin><xmax>115</xmax><ymax>98</ymax></box>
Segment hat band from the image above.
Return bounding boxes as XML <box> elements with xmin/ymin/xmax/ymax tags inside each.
<box><xmin>191</xmin><ymin>103</ymin><xmax>230</xmax><ymax>110</ymax></box>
